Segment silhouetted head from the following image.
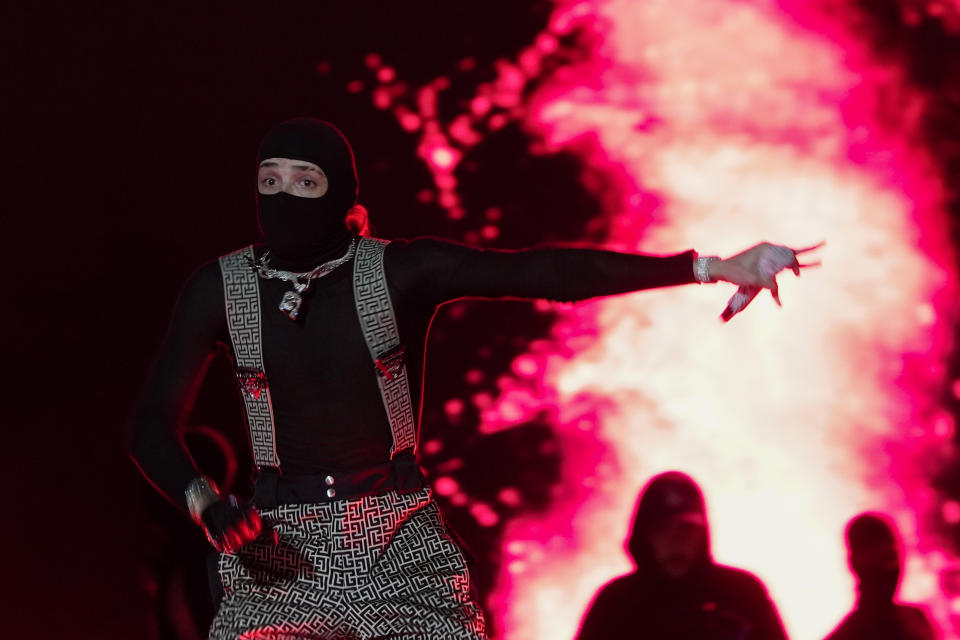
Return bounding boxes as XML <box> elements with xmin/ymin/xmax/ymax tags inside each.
<box><xmin>846</xmin><ymin>512</ymin><xmax>901</xmax><ymax>606</ymax></box>
<box><xmin>627</xmin><ymin>471</ymin><xmax>711</xmax><ymax>580</ymax></box>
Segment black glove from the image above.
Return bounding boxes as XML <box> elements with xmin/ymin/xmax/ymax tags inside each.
<box><xmin>200</xmin><ymin>495</ymin><xmax>263</xmax><ymax>554</ymax></box>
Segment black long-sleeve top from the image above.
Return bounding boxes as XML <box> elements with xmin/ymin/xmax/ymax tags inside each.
<box><xmin>130</xmin><ymin>237</ymin><xmax>699</xmax><ymax>510</ymax></box>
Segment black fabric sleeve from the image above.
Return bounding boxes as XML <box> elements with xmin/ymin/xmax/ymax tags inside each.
<box><xmin>129</xmin><ymin>261</ymin><xmax>226</xmax><ymax>512</ymax></box>
<box><xmin>385</xmin><ymin>236</ymin><xmax>699</xmax><ymax>306</ymax></box>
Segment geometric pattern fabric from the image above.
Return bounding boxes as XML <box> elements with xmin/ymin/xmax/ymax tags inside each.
<box><xmin>352</xmin><ymin>237</ymin><xmax>417</xmax><ymax>457</ymax></box>
<box><xmin>209</xmin><ymin>488</ymin><xmax>486</xmax><ymax>639</ymax></box>
<box><xmin>220</xmin><ymin>246</ymin><xmax>281</xmax><ymax>469</ymax></box>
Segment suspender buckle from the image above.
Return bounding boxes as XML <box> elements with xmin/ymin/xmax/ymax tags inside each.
<box><xmin>236</xmin><ymin>366</ymin><xmax>268</xmax><ymax>400</ymax></box>
<box><xmin>375</xmin><ymin>345</ymin><xmax>406</xmax><ymax>381</ymax></box>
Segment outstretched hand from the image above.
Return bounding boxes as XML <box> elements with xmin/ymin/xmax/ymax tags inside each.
<box><xmin>710</xmin><ymin>242</ymin><xmax>822</xmax><ymax>321</ymax></box>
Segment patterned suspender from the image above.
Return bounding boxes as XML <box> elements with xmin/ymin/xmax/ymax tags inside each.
<box><xmin>219</xmin><ymin>246</ymin><xmax>281</xmax><ymax>470</ymax></box>
<box><xmin>218</xmin><ymin>238</ymin><xmax>418</xmax><ymax>472</ymax></box>
<box><xmin>352</xmin><ymin>237</ymin><xmax>418</xmax><ymax>457</ymax></box>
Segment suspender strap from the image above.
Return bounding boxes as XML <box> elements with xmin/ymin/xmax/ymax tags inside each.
<box><xmin>219</xmin><ymin>246</ymin><xmax>281</xmax><ymax>470</ymax></box>
<box><xmin>353</xmin><ymin>237</ymin><xmax>418</xmax><ymax>457</ymax></box>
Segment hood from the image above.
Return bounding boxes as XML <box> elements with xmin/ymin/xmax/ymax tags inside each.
<box><xmin>626</xmin><ymin>471</ymin><xmax>713</xmax><ymax>580</ymax></box>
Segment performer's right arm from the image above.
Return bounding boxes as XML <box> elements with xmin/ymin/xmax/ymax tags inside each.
<box><xmin>129</xmin><ymin>261</ymin><xmax>224</xmax><ymax>512</ymax></box>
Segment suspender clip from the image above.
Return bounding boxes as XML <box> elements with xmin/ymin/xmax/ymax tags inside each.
<box><xmin>236</xmin><ymin>366</ymin><xmax>268</xmax><ymax>400</ymax></box>
<box><xmin>375</xmin><ymin>345</ymin><xmax>406</xmax><ymax>381</ymax></box>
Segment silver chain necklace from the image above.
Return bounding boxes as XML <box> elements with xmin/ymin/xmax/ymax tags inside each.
<box><xmin>248</xmin><ymin>238</ymin><xmax>356</xmax><ymax>320</ymax></box>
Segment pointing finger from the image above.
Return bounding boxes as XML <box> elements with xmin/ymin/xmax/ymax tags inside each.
<box><xmin>769</xmin><ymin>276</ymin><xmax>781</xmax><ymax>306</ymax></box>
<box><xmin>793</xmin><ymin>241</ymin><xmax>825</xmax><ymax>254</ymax></box>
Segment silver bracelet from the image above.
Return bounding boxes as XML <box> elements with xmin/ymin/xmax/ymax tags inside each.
<box><xmin>185</xmin><ymin>476</ymin><xmax>220</xmax><ymax>525</ymax></box>
<box><xmin>693</xmin><ymin>255</ymin><xmax>720</xmax><ymax>283</ymax></box>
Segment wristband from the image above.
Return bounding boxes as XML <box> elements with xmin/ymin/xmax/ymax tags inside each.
<box><xmin>693</xmin><ymin>255</ymin><xmax>720</xmax><ymax>283</ymax></box>
<box><xmin>185</xmin><ymin>476</ymin><xmax>220</xmax><ymax>525</ymax></box>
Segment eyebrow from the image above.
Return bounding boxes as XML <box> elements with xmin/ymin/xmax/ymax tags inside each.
<box><xmin>258</xmin><ymin>161</ymin><xmax>322</xmax><ymax>173</ymax></box>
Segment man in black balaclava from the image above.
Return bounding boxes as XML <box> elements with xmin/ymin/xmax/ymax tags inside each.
<box><xmin>131</xmin><ymin>118</ymin><xmax>817</xmax><ymax>640</ymax></box>
<box><xmin>256</xmin><ymin>118</ymin><xmax>359</xmax><ymax>267</ymax></box>
<box><xmin>824</xmin><ymin>513</ymin><xmax>937</xmax><ymax>640</ymax></box>
<box><xmin>577</xmin><ymin>472</ymin><xmax>789</xmax><ymax>640</ymax></box>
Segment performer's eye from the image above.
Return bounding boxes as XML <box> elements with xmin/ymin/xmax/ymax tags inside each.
<box><xmin>262</xmin><ymin>177</ymin><xmax>277</xmax><ymax>186</ymax></box>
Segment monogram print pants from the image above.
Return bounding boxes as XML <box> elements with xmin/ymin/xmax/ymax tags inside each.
<box><xmin>209</xmin><ymin>488</ymin><xmax>486</xmax><ymax>639</ymax></box>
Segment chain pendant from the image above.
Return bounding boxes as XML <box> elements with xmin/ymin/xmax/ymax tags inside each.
<box><xmin>250</xmin><ymin>238</ymin><xmax>357</xmax><ymax>321</ymax></box>
<box><xmin>279</xmin><ymin>290</ymin><xmax>304</xmax><ymax>320</ymax></box>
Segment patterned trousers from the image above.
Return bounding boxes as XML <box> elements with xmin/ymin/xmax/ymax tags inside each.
<box><xmin>209</xmin><ymin>488</ymin><xmax>486</xmax><ymax>640</ymax></box>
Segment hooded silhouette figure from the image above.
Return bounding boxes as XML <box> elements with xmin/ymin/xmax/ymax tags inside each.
<box><xmin>577</xmin><ymin>472</ymin><xmax>788</xmax><ymax>640</ymax></box>
<box><xmin>823</xmin><ymin>512</ymin><xmax>937</xmax><ymax>640</ymax></box>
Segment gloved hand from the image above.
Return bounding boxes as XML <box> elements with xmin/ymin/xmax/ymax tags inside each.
<box><xmin>200</xmin><ymin>495</ymin><xmax>263</xmax><ymax>554</ymax></box>
<box><xmin>710</xmin><ymin>241</ymin><xmax>823</xmax><ymax>321</ymax></box>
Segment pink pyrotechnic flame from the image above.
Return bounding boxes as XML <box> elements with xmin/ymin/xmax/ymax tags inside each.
<box><xmin>488</xmin><ymin>1</ymin><xmax>957</xmax><ymax>639</ymax></box>
<box><xmin>356</xmin><ymin>0</ymin><xmax>959</xmax><ymax>638</ymax></box>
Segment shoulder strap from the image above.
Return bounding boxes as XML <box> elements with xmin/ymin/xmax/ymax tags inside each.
<box><xmin>352</xmin><ymin>237</ymin><xmax>418</xmax><ymax>457</ymax></box>
<box><xmin>218</xmin><ymin>246</ymin><xmax>281</xmax><ymax>470</ymax></box>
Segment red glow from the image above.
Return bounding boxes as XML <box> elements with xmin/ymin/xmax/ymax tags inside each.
<box><xmin>429</xmin><ymin>146</ymin><xmax>458</xmax><ymax>170</ymax></box>
<box><xmin>512</xmin><ymin>355</ymin><xmax>540</xmax><ymax>377</ymax></box>
<box><xmin>418</xmin><ymin>86</ymin><xmax>438</xmax><ymax>119</ymax></box>
<box><xmin>438</xmin><ymin>190</ymin><xmax>459</xmax><ymax>209</ymax></box>
<box><xmin>445</xmin><ymin>398</ymin><xmax>465</xmax><ymax>417</ymax></box>
<box><xmin>944</xmin><ymin>501</ymin><xmax>960</xmax><ymax>525</ymax></box>
<box><xmin>449</xmin><ymin>115</ymin><xmax>481</xmax><ymax>146</ymax></box>
<box><xmin>499</xmin><ymin>487</ymin><xmax>523</xmax><ymax>507</ymax></box>
<box><xmin>400</xmin><ymin>113</ymin><xmax>421</xmax><ymax>132</ymax></box>
<box><xmin>471</xmin><ymin>96</ymin><xmax>493</xmax><ymax>117</ymax></box>
<box><xmin>536</xmin><ymin>33</ymin><xmax>559</xmax><ymax>54</ymax></box>
<box><xmin>472</xmin><ymin>392</ymin><xmax>494</xmax><ymax>410</ymax></box>
<box><xmin>471</xmin><ymin>502</ymin><xmax>501</xmax><ymax>527</ymax></box>
<box><xmin>377</xmin><ymin>66</ymin><xmax>396</xmax><ymax>83</ymax></box>
<box><xmin>488</xmin><ymin>114</ymin><xmax>508</xmax><ymax>130</ymax></box>
<box><xmin>372</xmin><ymin>87</ymin><xmax>391</xmax><ymax>109</ymax></box>
<box><xmin>435</xmin><ymin>174</ymin><xmax>456</xmax><ymax>190</ymax></box>
<box><xmin>481</xmin><ymin>225</ymin><xmax>500</xmax><ymax>240</ymax></box>
<box><xmin>435</xmin><ymin>476</ymin><xmax>459</xmax><ymax>496</ymax></box>
<box><xmin>518</xmin><ymin>48</ymin><xmax>542</xmax><ymax>76</ymax></box>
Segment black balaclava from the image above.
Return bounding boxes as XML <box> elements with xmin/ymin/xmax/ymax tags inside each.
<box><xmin>256</xmin><ymin>118</ymin><xmax>358</xmax><ymax>267</ymax></box>
<box><xmin>626</xmin><ymin>471</ymin><xmax>713</xmax><ymax>586</ymax></box>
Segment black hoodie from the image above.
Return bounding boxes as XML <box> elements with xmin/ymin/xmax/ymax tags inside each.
<box><xmin>577</xmin><ymin>472</ymin><xmax>789</xmax><ymax>640</ymax></box>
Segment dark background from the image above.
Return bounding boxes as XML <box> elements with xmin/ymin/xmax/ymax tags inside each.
<box><xmin>8</xmin><ymin>1</ymin><xmax>960</xmax><ymax>637</ymax></box>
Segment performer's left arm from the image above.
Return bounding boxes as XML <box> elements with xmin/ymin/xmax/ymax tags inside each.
<box><xmin>386</xmin><ymin>237</ymin><xmax>815</xmax><ymax>309</ymax></box>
